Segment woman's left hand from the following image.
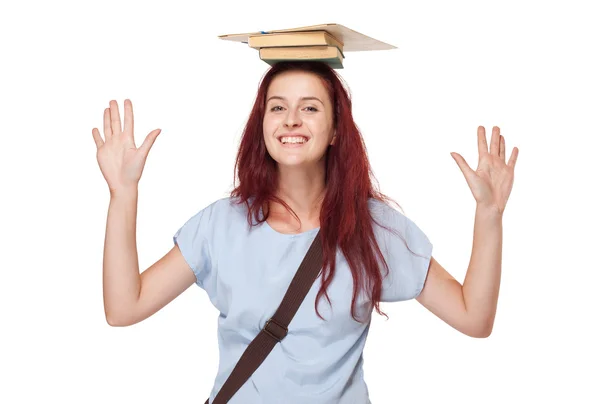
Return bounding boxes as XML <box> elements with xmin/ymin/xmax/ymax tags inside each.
<box><xmin>451</xmin><ymin>126</ymin><xmax>519</xmax><ymax>215</ymax></box>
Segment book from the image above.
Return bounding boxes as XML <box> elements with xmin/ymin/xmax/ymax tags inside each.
<box><xmin>248</xmin><ymin>30</ymin><xmax>344</xmax><ymax>52</ymax></box>
<box><xmin>259</xmin><ymin>46</ymin><xmax>344</xmax><ymax>69</ymax></box>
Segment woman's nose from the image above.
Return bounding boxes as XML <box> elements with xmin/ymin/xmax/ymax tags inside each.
<box><xmin>284</xmin><ymin>110</ymin><xmax>301</xmax><ymax>127</ymax></box>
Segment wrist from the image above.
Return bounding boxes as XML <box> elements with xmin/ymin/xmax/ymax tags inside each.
<box><xmin>110</xmin><ymin>187</ymin><xmax>138</xmax><ymax>200</ymax></box>
<box><xmin>476</xmin><ymin>204</ymin><xmax>503</xmax><ymax>219</ymax></box>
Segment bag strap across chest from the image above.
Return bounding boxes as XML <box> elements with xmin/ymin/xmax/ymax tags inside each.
<box><xmin>206</xmin><ymin>229</ymin><xmax>323</xmax><ymax>404</ymax></box>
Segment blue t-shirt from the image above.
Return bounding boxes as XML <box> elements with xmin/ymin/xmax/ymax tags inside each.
<box><xmin>173</xmin><ymin>196</ymin><xmax>433</xmax><ymax>404</ymax></box>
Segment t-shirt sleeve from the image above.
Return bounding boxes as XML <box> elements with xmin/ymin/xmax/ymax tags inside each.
<box><xmin>172</xmin><ymin>203</ymin><xmax>214</xmax><ymax>291</ymax></box>
<box><xmin>373</xmin><ymin>203</ymin><xmax>434</xmax><ymax>302</ymax></box>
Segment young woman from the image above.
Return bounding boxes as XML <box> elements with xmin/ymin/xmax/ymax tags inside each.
<box><xmin>92</xmin><ymin>61</ymin><xmax>519</xmax><ymax>403</ymax></box>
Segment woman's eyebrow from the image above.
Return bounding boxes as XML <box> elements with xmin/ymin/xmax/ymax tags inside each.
<box><xmin>266</xmin><ymin>96</ymin><xmax>324</xmax><ymax>105</ymax></box>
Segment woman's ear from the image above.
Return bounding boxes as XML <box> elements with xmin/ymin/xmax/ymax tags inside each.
<box><xmin>330</xmin><ymin>130</ymin><xmax>337</xmax><ymax>146</ymax></box>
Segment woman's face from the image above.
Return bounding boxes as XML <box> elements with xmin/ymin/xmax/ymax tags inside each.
<box><xmin>263</xmin><ymin>71</ymin><xmax>335</xmax><ymax>168</ymax></box>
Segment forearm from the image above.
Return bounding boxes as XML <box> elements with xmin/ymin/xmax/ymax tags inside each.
<box><xmin>103</xmin><ymin>189</ymin><xmax>141</xmax><ymax>326</ymax></box>
<box><xmin>462</xmin><ymin>205</ymin><xmax>503</xmax><ymax>336</ymax></box>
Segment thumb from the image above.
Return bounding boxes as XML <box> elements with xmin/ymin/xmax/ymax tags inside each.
<box><xmin>451</xmin><ymin>152</ymin><xmax>474</xmax><ymax>181</ymax></box>
<box><xmin>139</xmin><ymin>129</ymin><xmax>161</xmax><ymax>157</ymax></box>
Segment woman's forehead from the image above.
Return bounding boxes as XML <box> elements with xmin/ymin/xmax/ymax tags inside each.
<box><xmin>267</xmin><ymin>72</ymin><xmax>329</xmax><ymax>102</ymax></box>
<box><xmin>269</xmin><ymin>72</ymin><xmax>324</xmax><ymax>91</ymax></box>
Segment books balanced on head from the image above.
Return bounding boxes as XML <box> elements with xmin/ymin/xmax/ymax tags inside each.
<box><xmin>249</xmin><ymin>30</ymin><xmax>345</xmax><ymax>69</ymax></box>
<box><xmin>218</xmin><ymin>23</ymin><xmax>397</xmax><ymax>69</ymax></box>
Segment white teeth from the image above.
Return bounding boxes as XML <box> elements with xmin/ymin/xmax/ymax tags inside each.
<box><xmin>280</xmin><ymin>136</ymin><xmax>307</xmax><ymax>144</ymax></box>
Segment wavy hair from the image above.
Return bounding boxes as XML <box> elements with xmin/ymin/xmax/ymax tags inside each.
<box><xmin>230</xmin><ymin>61</ymin><xmax>407</xmax><ymax>322</ymax></box>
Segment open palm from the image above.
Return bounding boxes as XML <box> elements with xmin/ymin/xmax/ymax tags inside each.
<box><xmin>92</xmin><ymin>99</ymin><xmax>161</xmax><ymax>195</ymax></box>
<box><xmin>451</xmin><ymin>126</ymin><xmax>519</xmax><ymax>215</ymax></box>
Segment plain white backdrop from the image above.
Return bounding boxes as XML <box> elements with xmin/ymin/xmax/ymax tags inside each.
<box><xmin>1</xmin><ymin>0</ymin><xmax>598</xmax><ymax>403</ymax></box>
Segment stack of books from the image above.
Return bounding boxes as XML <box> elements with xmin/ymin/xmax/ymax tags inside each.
<box><xmin>218</xmin><ymin>23</ymin><xmax>397</xmax><ymax>70</ymax></box>
<box><xmin>248</xmin><ymin>30</ymin><xmax>345</xmax><ymax>69</ymax></box>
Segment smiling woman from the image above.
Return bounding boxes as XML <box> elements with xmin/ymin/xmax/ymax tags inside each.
<box><xmin>95</xmin><ymin>58</ymin><xmax>517</xmax><ymax>404</ymax></box>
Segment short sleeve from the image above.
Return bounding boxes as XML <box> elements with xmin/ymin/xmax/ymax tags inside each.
<box><xmin>372</xmin><ymin>202</ymin><xmax>434</xmax><ymax>302</ymax></box>
<box><xmin>172</xmin><ymin>204</ymin><xmax>214</xmax><ymax>290</ymax></box>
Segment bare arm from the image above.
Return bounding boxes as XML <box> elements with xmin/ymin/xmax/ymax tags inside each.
<box><xmin>102</xmin><ymin>189</ymin><xmax>140</xmax><ymax>325</ymax></box>
<box><xmin>94</xmin><ymin>100</ymin><xmax>196</xmax><ymax>327</ymax></box>
<box><xmin>417</xmin><ymin>126</ymin><xmax>517</xmax><ymax>337</ymax></box>
<box><xmin>461</xmin><ymin>206</ymin><xmax>503</xmax><ymax>336</ymax></box>
<box><xmin>103</xmin><ymin>188</ymin><xmax>195</xmax><ymax>326</ymax></box>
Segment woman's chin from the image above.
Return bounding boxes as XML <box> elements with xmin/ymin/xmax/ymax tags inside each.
<box><xmin>274</xmin><ymin>157</ymin><xmax>311</xmax><ymax>168</ymax></box>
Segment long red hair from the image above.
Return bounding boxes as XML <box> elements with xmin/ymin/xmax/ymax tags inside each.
<box><xmin>230</xmin><ymin>61</ymin><xmax>402</xmax><ymax>323</ymax></box>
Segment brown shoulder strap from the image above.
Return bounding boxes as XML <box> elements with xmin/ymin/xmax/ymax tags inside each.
<box><xmin>205</xmin><ymin>229</ymin><xmax>323</xmax><ymax>404</ymax></box>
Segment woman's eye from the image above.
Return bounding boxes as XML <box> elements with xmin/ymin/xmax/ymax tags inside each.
<box><xmin>269</xmin><ymin>106</ymin><xmax>317</xmax><ymax>112</ymax></box>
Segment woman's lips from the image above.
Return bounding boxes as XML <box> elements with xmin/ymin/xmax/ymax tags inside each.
<box><xmin>278</xmin><ymin>135</ymin><xmax>309</xmax><ymax>148</ymax></box>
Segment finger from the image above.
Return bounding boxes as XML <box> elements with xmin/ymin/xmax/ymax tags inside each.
<box><xmin>138</xmin><ymin>129</ymin><xmax>162</xmax><ymax>157</ymax></box>
<box><xmin>490</xmin><ymin>126</ymin><xmax>500</xmax><ymax>156</ymax></box>
<box><xmin>123</xmin><ymin>99</ymin><xmax>134</xmax><ymax>137</ymax></box>
<box><xmin>109</xmin><ymin>100</ymin><xmax>122</xmax><ymax>135</ymax></box>
<box><xmin>92</xmin><ymin>128</ymin><xmax>104</xmax><ymax>149</ymax></box>
<box><xmin>507</xmin><ymin>147</ymin><xmax>519</xmax><ymax>169</ymax></box>
<box><xmin>477</xmin><ymin>126</ymin><xmax>488</xmax><ymax>157</ymax></box>
<box><xmin>499</xmin><ymin>134</ymin><xmax>505</xmax><ymax>163</ymax></box>
<box><xmin>103</xmin><ymin>108</ymin><xmax>112</xmax><ymax>138</ymax></box>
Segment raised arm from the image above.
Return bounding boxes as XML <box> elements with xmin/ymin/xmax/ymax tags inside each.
<box><xmin>92</xmin><ymin>99</ymin><xmax>196</xmax><ymax>327</ymax></box>
<box><xmin>416</xmin><ymin>126</ymin><xmax>518</xmax><ymax>337</ymax></box>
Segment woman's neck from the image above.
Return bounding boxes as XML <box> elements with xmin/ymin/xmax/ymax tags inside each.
<box><xmin>271</xmin><ymin>165</ymin><xmax>326</xmax><ymax>222</ymax></box>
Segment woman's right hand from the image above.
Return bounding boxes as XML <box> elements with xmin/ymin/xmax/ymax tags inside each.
<box><xmin>92</xmin><ymin>99</ymin><xmax>161</xmax><ymax>196</ymax></box>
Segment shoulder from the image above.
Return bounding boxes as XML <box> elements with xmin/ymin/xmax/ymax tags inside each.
<box><xmin>178</xmin><ymin>196</ymin><xmax>248</xmax><ymax>233</ymax></box>
<box><xmin>196</xmin><ymin>195</ymin><xmax>247</xmax><ymax>217</ymax></box>
<box><xmin>367</xmin><ymin>197</ymin><xmax>410</xmax><ymax>230</ymax></box>
<box><xmin>368</xmin><ymin>197</ymin><xmax>431</xmax><ymax>251</ymax></box>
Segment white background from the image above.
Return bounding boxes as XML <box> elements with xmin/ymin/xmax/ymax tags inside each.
<box><xmin>1</xmin><ymin>0</ymin><xmax>599</xmax><ymax>403</ymax></box>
